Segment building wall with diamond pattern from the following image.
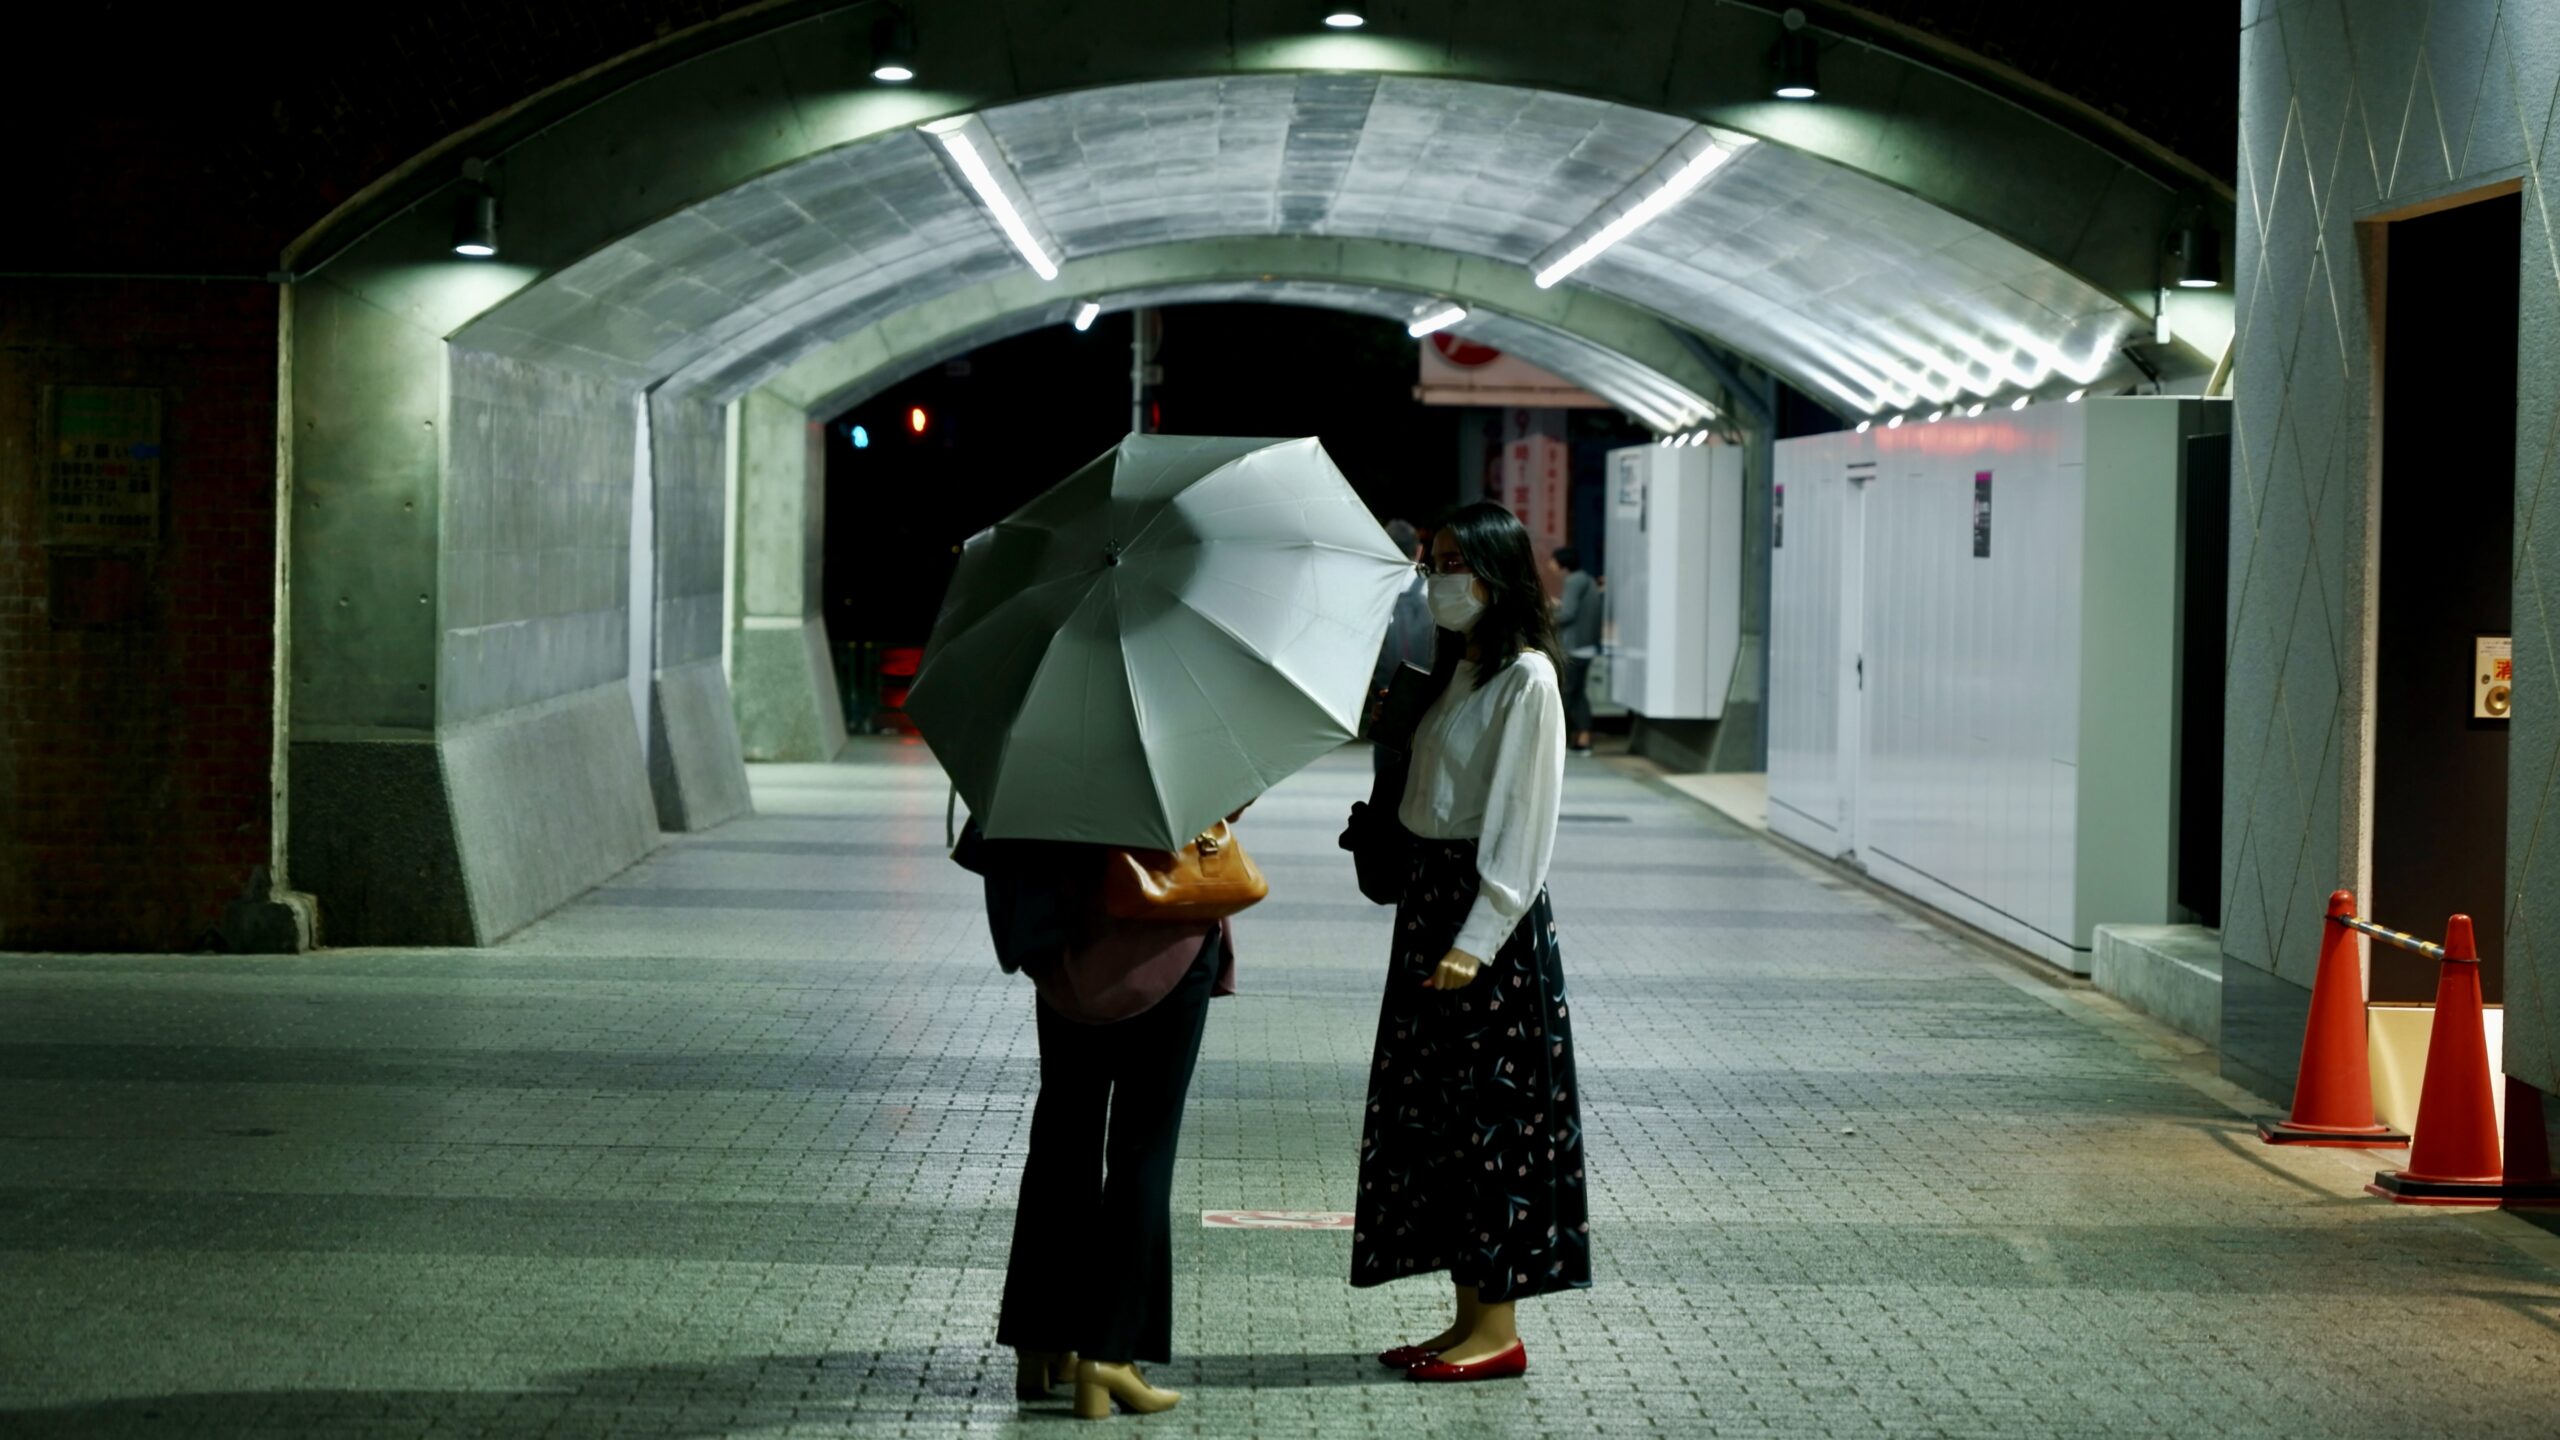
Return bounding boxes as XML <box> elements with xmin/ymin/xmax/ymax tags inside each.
<box><xmin>2225</xmin><ymin>0</ymin><xmax>2560</xmax><ymax>1105</ymax></box>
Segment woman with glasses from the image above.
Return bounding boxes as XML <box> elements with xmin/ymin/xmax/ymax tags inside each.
<box><xmin>1354</xmin><ymin>500</ymin><xmax>1589</xmax><ymax>1384</ymax></box>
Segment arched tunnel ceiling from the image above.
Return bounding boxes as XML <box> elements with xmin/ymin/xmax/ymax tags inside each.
<box><xmin>780</xmin><ymin>279</ymin><xmax>1720</xmax><ymax>431</ymax></box>
<box><xmin>459</xmin><ymin>74</ymin><xmax>2148</xmax><ymax>422</ymax></box>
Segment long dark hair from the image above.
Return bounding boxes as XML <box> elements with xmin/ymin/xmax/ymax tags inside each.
<box><xmin>1430</xmin><ymin>501</ymin><xmax>1563</xmax><ymax>685</ymax></box>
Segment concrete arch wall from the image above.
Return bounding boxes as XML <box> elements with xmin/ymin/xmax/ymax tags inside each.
<box><xmin>718</xmin><ymin>236</ymin><xmax>1754</xmax><ymax>765</ymax></box>
<box><xmin>281</xmin><ymin>2</ymin><xmax>2235</xmax><ymax>944</ymax></box>
<box><xmin>746</xmin><ymin>236</ymin><xmax>1738</xmax><ymax>420</ymax></box>
<box><xmin>315</xmin><ymin>0</ymin><xmax>2214</xmax><ymax>323</ymax></box>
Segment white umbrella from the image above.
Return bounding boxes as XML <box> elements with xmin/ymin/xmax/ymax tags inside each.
<box><xmin>908</xmin><ymin>433</ymin><xmax>1413</xmax><ymax>849</ymax></box>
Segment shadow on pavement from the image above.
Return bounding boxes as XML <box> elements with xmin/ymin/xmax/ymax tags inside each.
<box><xmin>1</xmin><ymin>1348</ymin><xmax>1405</xmax><ymax>1437</ymax></box>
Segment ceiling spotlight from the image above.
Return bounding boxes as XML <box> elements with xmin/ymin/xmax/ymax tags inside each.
<box><xmin>870</xmin><ymin>12</ymin><xmax>917</xmax><ymax>82</ymax></box>
<box><xmin>1658</xmin><ymin>436</ymin><xmax>1674</xmax><ymax>447</ymax></box>
<box><xmin>1887</xmin><ymin>414</ymin><xmax>1905</xmax><ymax>429</ymax></box>
<box><xmin>1964</xmin><ymin>402</ymin><xmax>1985</xmax><ymax>417</ymax></box>
<box><xmin>1855</xmin><ymin>419</ymin><xmax>1872</xmax><ymax>433</ymax></box>
<box><xmin>2010</xmin><ymin>395</ymin><xmax>2032</xmax><ymax>411</ymax></box>
<box><xmin>1407</xmin><ymin>305</ymin><xmax>1467</xmax><ymax>338</ymax></box>
<box><xmin>1323</xmin><ymin>2</ymin><xmax>1366</xmax><ymax>27</ymax></box>
<box><xmin>2066</xmin><ymin>388</ymin><xmax>2086</xmax><ymax>403</ymax></box>
<box><xmin>2173</xmin><ymin>220</ymin><xmax>2221</xmax><ymax>288</ymax></box>
<box><xmin>451</xmin><ymin>181</ymin><xmax>498</xmax><ymax>257</ymax></box>
<box><xmin>1927</xmin><ymin>408</ymin><xmax>1946</xmax><ymax>423</ymax></box>
<box><xmin>1773</xmin><ymin>10</ymin><xmax>1819</xmax><ymax>99</ymax></box>
<box><xmin>1073</xmin><ymin>302</ymin><xmax>1101</xmax><ymax>332</ymax></box>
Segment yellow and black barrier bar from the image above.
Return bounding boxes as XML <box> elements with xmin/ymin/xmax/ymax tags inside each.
<box><xmin>2334</xmin><ymin>914</ymin><xmax>2456</xmax><ymax>963</ymax></box>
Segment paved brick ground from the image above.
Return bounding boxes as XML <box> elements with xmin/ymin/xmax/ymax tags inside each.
<box><xmin>5</xmin><ymin>738</ymin><xmax>2559</xmax><ymax>1437</ymax></box>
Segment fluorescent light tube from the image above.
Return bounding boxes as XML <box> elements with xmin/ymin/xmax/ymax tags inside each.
<box><xmin>927</xmin><ymin>119</ymin><xmax>1060</xmax><ymax>282</ymax></box>
<box><xmin>1407</xmin><ymin>306</ymin><xmax>1466</xmax><ymax>337</ymax></box>
<box><xmin>1532</xmin><ymin>131</ymin><xmax>1748</xmax><ymax>289</ymax></box>
<box><xmin>1073</xmin><ymin>302</ymin><xmax>1100</xmax><ymax>331</ymax></box>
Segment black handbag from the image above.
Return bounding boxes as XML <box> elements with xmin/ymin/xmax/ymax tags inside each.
<box><xmin>1339</xmin><ymin>663</ymin><xmax>1440</xmax><ymax>905</ymax></box>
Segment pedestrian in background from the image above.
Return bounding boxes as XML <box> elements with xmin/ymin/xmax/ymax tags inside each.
<box><xmin>1368</xmin><ymin>519</ymin><xmax>1435</xmax><ymax>737</ymax></box>
<box><xmin>1552</xmin><ymin>547</ymin><xmax>1600</xmax><ymax>755</ymax></box>
<box><xmin>1355</xmin><ymin>501</ymin><xmax>1589</xmax><ymax>1384</ymax></box>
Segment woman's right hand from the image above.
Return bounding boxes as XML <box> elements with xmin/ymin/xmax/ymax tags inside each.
<box><xmin>1420</xmin><ymin>947</ymin><xmax>1483</xmax><ymax>990</ymax></box>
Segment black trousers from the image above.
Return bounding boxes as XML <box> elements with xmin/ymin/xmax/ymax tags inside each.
<box><xmin>996</xmin><ymin>929</ymin><xmax>1217</xmax><ymax>1364</ymax></box>
<box><xmin>1561</xmin><ymin>654</ymin><xmax>1594</xmax><ymax>736</ymax></box>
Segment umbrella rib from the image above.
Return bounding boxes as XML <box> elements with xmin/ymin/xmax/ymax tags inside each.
<box><xmin>1141</xmin><ymin>572</ymin><xmax>1283</xmax><ymax>668</ymax></box>
<box><xmin>1151</xmin><ymin>618</ymin><xmax>1286</xmax><ymax>800</ymax></box>
<box><xmin>1122</xmin><ymin>451</ymin><xmax>1248</xmax><ymax>552</ymax></box>
<box><xmin>1136</xmin><ymin>567</ymin><xmax>1388</xmax><ymax>731</ymax></box>
<box><xmin>974</xmin><ymin>588</ymin><xmax>1092</xmax><ymax>834</ymax></box>
<box><xmin>1111</xmin><ymin>580</ymin><xmax>1180</xmax><ymax>847</ymax></box>
<box><xmin>1143</xmin><ymin>536</ymin><xmax>1403</xmax><ymax>564</ymax></box>
<box><xmin>922</xmin><ymin>568</ymin><xmax>1096</xmax><ymax>660</ymax></box>
<box><xmin>1166</xmin><ymin>574</ymin><xmax>1353</xmax><ymax>761</ymax></box>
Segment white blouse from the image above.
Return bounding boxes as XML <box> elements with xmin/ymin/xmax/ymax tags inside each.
<box><xmin>1398</xmin><ymin>651</ymin><xmax>1567</xmax><ymax>960</ymax></box>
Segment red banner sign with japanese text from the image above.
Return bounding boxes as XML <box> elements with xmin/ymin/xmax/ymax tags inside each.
<box><xmin>1497</xmin><ymin>407</ymin><xmax>1571</xmax><ymax>587</ymax></box>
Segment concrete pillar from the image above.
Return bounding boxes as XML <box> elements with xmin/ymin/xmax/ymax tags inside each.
<box><xmin>284</xmin><ymin>244</ymin><xmax>661</xmax><ymax>945</ymax></box>
<box><xmin>730</xmin><ymin>388</ymin><xmax>845</xmax><ymax>762</ymax></box>
<box><xmin>646</xmin><ymin>389</ymin><xmax>754</xmax><ymax>827</ymax></box>
<box><xmin>219</xmin><ymin>284</ymin><xmax>318</xmax><ymax>953</ymax></box>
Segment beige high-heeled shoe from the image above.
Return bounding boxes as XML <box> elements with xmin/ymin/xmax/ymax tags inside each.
<box><xmin>1073</xmin><ymin>1359</ymin><xmax>1181</xmax><ymax>1419</ymax></box>
<box><xmin>1015</xmin><ymin>1349</ymin><xmax>1078</xmax><ymax>1401</ymax></box>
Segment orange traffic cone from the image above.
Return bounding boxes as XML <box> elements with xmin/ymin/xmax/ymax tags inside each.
<box><xmin>2368</xmin><ymin>915</ymin><xmax>2560</xmax><ymax>1205</ymax></box>
<box><xmin>2260</xmin><ymin>891</ymin><xmax>2406</xmax><ymax>1146</ymax></box>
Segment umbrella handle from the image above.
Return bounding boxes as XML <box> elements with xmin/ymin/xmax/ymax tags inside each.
<box><xmin>946</xmin><ymin>784</ymin><xmax>958</xmax><ymax>850</ymax></box>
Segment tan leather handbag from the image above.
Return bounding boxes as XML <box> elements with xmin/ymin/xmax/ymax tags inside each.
<box><xmin>1103</xmin><ymin>820</ymin><xmax>1268</xmax><ymax>920</ymax></box>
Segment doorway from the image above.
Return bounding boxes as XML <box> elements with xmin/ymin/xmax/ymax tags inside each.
<box><xmin>2371</xmin><ymin>189</ymin><xmax>2519</xmax><ymax>1001</ymax></box>
<box><xmin>1838</xmin><ymin>463</ymin><xmax>1872</xmax><ymax>856</ymax></box>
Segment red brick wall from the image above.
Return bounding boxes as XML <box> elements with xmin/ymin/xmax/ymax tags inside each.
<box><xmin>0</xmin><ymin>280</ymin><xmax>280</xmax><ymax>951</ymax></box>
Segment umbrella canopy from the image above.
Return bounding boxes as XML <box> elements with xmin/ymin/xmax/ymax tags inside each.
<box><xmin>908</xmin><ymin>433</ymin><xmax>1414</xmax><ymax>849</ymax></box>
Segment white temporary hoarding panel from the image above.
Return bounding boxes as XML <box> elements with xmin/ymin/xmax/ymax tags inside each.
<box><xmin>1766</xmin><ymin>399</ymin><xmax>2225</xmax><ymax>972</ymax></box>
<box><xmin>1767</xmin><ymin>432</ymin><xmax>1853</xmax><ymax>856</ymax></box>
<box><xmin>1856</xmin><ymin>406</ymin><xmax>2083</xmax><ymax>960</ymax></box>
<box><xmin>1602</xmin><ymin>442</ymin><xmax>1743</xmax><ymax>720</ymax></box>
<box><xmin>1606</xmin><ymin>447</ymin><xmax>1654</xmax><ymax>711</ymax></box>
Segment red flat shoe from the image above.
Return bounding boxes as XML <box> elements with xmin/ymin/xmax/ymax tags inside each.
<box><xmin>1376</xmin><ymin>1344</ymin><xmax>1441</xmax><ymax>1369</ymax></box>
<box><xmin>1404</xmin><ymin>1340</ymin><xmax>1527</xmax><ymax>1382</ymax></box>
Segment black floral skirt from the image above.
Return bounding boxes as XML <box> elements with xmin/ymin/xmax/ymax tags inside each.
<box><xmin>1351</xmin><ymin>837</ymin><xmax>1591</xmax><ymax>1303</ymax></box>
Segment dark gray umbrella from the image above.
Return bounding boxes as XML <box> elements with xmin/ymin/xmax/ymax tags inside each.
<box><xmin>908</xmin><ymin>433</ymin><xmax>1412</xmax><ymax>848</ymax></box>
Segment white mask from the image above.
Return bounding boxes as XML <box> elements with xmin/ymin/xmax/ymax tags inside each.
<box><xmin>1426</xmin><ymin>573</ymin><xmax>1486</xmax><ymax>632</ymax></box>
